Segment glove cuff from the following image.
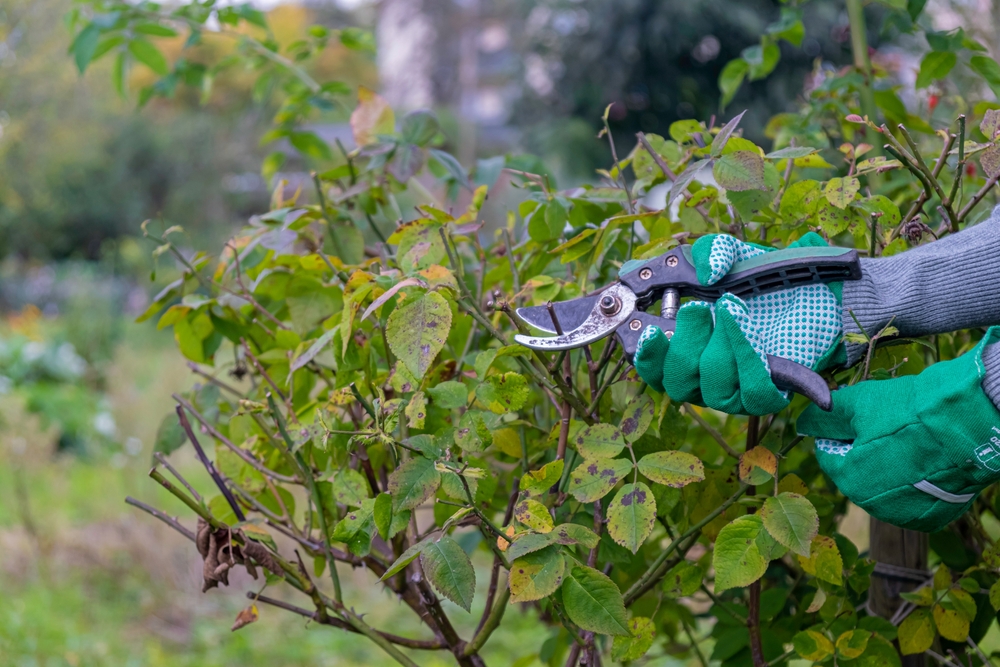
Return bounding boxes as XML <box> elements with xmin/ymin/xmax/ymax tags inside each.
<box><xmin>981</xmin><ymin>341</ymin><xmax>1000</xmax><ymax>413</ymax></box>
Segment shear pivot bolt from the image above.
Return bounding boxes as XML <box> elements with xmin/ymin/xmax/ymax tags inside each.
<box><xmin>629</xmin><ymin>319</ymin><xmax>642</xmax><ymax>331</ymax></box>
<box><xmin>639</xmin><ymin>268</ymin><xmax>652</xmax><ymax>280</ymax></box>
<box><xmin>666</xmin><ymin>256</ymin><xmax>678</xmax><ymax>267</ymax></box>
<box><xmin>599</xmin><ymin>295</ymin><xmax>621</xmax><ymax>316</ymax></box>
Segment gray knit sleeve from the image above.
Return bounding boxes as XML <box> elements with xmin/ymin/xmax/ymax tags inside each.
<box><xmin>984</xmin><ymin>343</ymin><xmax>1000</xmax><ymax>410</ymax></box>
<box><xmin>842</xmin><ymin>205</ymin><xmax>1000</xmax><ymax>365</ymax></box>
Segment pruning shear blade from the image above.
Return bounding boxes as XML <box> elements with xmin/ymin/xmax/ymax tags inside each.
<box><xmin>513</xmin><ymin>284</ymin><xmax>636</xmax><ymax>351</ymax></box>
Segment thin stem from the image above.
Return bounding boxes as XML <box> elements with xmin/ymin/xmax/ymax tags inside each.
<box><xmin>250</xmin><ymin>593</ymin><xmax>445</xmax><ymax>650</ymax></box>
<box><xmin>266</xmin><ymin>394</ymin><xmax>342</xmax><ymax>603</ymax></box>
<box><xmin>175</xmin><ymin>405</ymin><xmax>245</xmax><ymax>521</ymax></box>
<box><xmin>957</xmin><ymin>171</ymin><xmax>1000</xmax><ymax>222</ymax></box>
<box><xmin>681</xmin><ymin>615</ymin><xmax>709</xmax><ymax>667</ymax></box>
<box><xmin>154</xmin><ymin>452</ymin><xmax>202</xmax><ymax>502</ymax></box>
<box><xmin>683</xmin><ymin>404</ymin><xmax>740</xmax><ymax>459</ymax></box>
<box><xmin>464</xmin><ymin>587</ymin><xmax>510</xmax><ymax>656</ymax></box>
<box><xmin>125</xmin><ymin>496</ymin><xmax>196</xmax><ymax>541</ymax></box>
<box><xmin>187</xmin><ymin>361</ymin><xmax>244</xmax><ymax>397</ymax></box>
<box><xmin>174</xmin><ymin>394</ymin><xmax>298</xmax><ymax>484</ymax></box>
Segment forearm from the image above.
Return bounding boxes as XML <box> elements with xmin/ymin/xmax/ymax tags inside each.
<box><xmin>842</xmin><ymin>206</ymin><xmax>1000</xmax><ymax>365</ymax></box>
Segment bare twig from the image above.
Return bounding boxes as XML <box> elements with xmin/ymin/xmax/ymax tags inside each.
<box><xmin>175</xmin><ymin>405</ymin><xmax>246</xmax><ymax>522</ymax></box>
<box><xmin>683</xmin><ymin>404</ymin><xmax>740</xmax><ymax>459</ymax></box>
<box><xmin>154</xmin><ymin>452</ymin><xmax>202</xmax><ymax>502</ymax></box>
<box><xmin>125</xmin><ymin>496</ymin><xmax>197</xmax><ymax>542</ymax></box>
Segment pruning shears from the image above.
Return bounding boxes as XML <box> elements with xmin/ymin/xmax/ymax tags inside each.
<box><xmin>513</xmin><ymin>244</ymin><xmax>863</xmax><ymax>411</ymax></box>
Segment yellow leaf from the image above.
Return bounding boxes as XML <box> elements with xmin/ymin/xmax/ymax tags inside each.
<box><xmin>739</xmin><ymin>447</ymin><xmax>777</xmax><ymax>483</ymax></box>
<box><xmin>797</xmin><ymin>535</ymin><xmax>843</xmax><ymax>585</ymax></box>
<box><xmin>350</xmin><ymin>86</ymin><xmax>395</xmax><ymax>147</ymax></box>
<box><xmin>933</xmin><ymin>564</ymin><xmax>951</xmax><ymax>590</ymax></box>
<box><xmin>777</xmin><ymin>473</ymin><xmax>809</xmax><ymax>495</ymax></box>
<box><xmin>933</xmin><ymin>604</ymin><xmax>970</xmax><ymax>642</ymax></box>
<box><xmin>835</xmin><ymin>629</ymin><xmax>871</xmax><ymax>659</ymax></box>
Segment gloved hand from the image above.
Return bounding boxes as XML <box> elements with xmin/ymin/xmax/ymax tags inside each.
<box><xmin>797</xmin><ymin>329</ymin><xmax>1000</xmax><ymax>532</ymax></box>
<box><xmin>631</xmin><ymin>233</ymin><xmax>844</xmax><ymax>415</ymax></box>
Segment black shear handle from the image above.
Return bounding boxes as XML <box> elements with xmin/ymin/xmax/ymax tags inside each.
<box><xmin>615</xmin><ymin>311</ymin><xmax>833</xmax><ymax>411</ymax></box>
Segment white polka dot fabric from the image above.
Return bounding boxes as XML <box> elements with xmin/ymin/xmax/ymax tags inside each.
<box><xmin>816</xmin><ymin>438</ymin><xmax>853</xmax><ymax>456</ymax></box>
<box><xmin>705</xmin><ymin>235</ymin><xmax>769</xmax><ymax>285</ymax></box>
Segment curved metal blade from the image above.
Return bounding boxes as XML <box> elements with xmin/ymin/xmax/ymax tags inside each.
<box><xmin>516</xmin><ymin>294</ymin><xmax>601</xmax><ymax>334</ymax></box>
<box><xmin>514</xmin><ymin>284</ymin><xmax>637</xmax><ymax>351</ymax></box>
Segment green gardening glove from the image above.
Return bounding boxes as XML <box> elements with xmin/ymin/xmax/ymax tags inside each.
<box><xmin>631</xmin><ymin>233</ymin><xmax>844</xmax><ymax>416</ymax></box>
<box><xmin>797</xmin><ymin>328</ymin><xmax>1000</xmax><ymax>532</ymax></box>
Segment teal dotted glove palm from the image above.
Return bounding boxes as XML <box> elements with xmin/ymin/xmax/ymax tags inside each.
<box><xmin>632</xmin><ymin>233</ymin><xmax>844</xmax><ymax>415</ymax></box>
<box><xmin>797</xmin><ymin>329</ymin><xmax>1000</xmax><ymax>532</ymax></box>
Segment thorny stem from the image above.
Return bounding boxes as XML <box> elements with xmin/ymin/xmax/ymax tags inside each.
<box><xmin>898</xmin><ymin>130</ymin><xmax>955</xmax><ymax>231</ymax></box>
<box><xmin>266</xmin><ymin>393</ymin><xmax>343</xmax><ymax>603</ymax></box>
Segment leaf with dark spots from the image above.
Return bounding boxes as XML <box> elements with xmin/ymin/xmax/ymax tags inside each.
<box><xmin>575</xmin><ymin>423</ymin><xmax>626</xmax><ymax>459</ymax></box>
<box><xmin>568</xmin><ymin>457</ymin><xmax>633</xmax><ymax>503</ymax></box>
<box><xmin>619</xmin><ymin>394</ymin><xmax>654</xmax><ymax>443</ymax></box>
<box><xmin>607</xmin><ymin>482</ymin><xmax>656</xmax><ymax>553</ymax></box>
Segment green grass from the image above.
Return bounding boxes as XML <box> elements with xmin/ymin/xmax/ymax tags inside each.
<box><xmin>0</xmin><ymin>321</ymin><xmax>549</xmax><ymax>667</ymax></box>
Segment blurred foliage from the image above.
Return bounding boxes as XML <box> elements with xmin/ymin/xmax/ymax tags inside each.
<box><xmin>0</xmin><ymin>0</ymin><xmax>375</xmax><ymax>260</ymax></box>
<box><xmin>0</xmin><ymin>304</ymin><xmax>117</xmax><ymax>454</ymax></box>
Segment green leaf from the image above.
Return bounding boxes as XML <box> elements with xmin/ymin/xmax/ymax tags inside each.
<box><xmin>128</xmin><ymin>39</ymin><xmax>169</xmax><ymax>75</ymax></box>
<box><xmin>710</xmin><ymin>110</ymin><xmax>747</xmax><ymax>157</ymax></box>
<box><xmin>719</xmin><ymin>58</ymin><xmax>749</xmax><ymax>108</ymax></box>
<box><xmin>779</xmin><ymin>179</ymin><xmax>822</xmax><ymax>225</ymax></box>
<box><xmin>428</xmin><ymin>148</ymin><xmax>469</xmax><ymax>187</ymax></box>
<box><xmin>421</xmin><ymin>535</ymin><xmax>476</xmax><ymax>612</ymax></box>
<box><xmin>836</xmin><ymin>629</ymin><xmax>871</xmax><ymax>659</ymax></box>
<box><xmin>745</xmin><ymin>41</ymin><xmax>780</xmax><ymax>80</ymax></box>
<box><xmin>755</xmin><ymin>524</ymin><xmax>788</xmax><ymax>561</ymax></box>
<box><xmin>405</xmin><ymin>391</ymin><xmax>427</xmax><ymax>430</ymax></box>
<box><xmin>793</xmin><ymin>630</ymin><xmax>835</xmax><ymax>661</ymax></box>
<box><xmin>134</xmin><ymin>22</ymin><xmax>179</xmax><ymax>37</ymax></box>
<box><xmin>899</xmin><ymin>609</ymin><xmax>935</xmax><ymax>655</ymax></box>
<box><xmin>331</xmin><ymin>498</ymin><xmax>375</xmax><ymax>542</ymax></box>
<box><xmin>667</xmin><ymin>159</ymin><xmax>710</xmax><ymax>208</ymax></box>
<box><xmin>662</xmin><ymin>561</ymin><xmax>704</xmax><ymax>598</ymax></box>
<box><xmin>637</xmin><ymin>451</ymin><xmax>704</xmax><ymax>488</ymax></box>
<box><xmin>989</xmin><ymin>580</ymin><xmax>1000</xmax><ymax>611</ymax></box>
<box><xmin>970</xmin><ymin>56</ymin><xmax>1000</xmax><ymax>98</ymax></box>
<box><xmin>153</xmin><ymin>412</ymin><xmax>187</xmax><ymax>456</ymax></box>
<box><xmin>713</xmin><ymin>151</ymin><xmax>766</xmax><ymax>191</ymax></box>
<box><xmin>455</xmin><ymin>410</ymin><xmax>492</xmax><ymax>453</ymax></box>
<box><xmin>855</xmin><ymin>195</ymin><xmax>901</xmax><ymax>227</ymax></box>
<box><xmin>400</xmin><ymin>110</ymin><xmax>441</xmax><ymax>147</ymax></box>
<box><xmin>514</xmin><ymin>498</ymin><xmax>554</xmax><ymax>533</ymax></box>
<box><xmin>476</xmin><ymin>372</ymin><xmax>529</xmax><ymax>414</ymax></box>
<box><xmin>816</xmin><ymin>201</ymin><xmax>853</xmax><ymax>236</ymax></box>
<box><xmin>70</xmin><ymin>24</ymin><xmax>101</xmax><ymax>73</ymax></box>
<box><xmin>373</xmin><ymin>493</ymin><xmax>393</xmax><ymax>541</ymax></box>
<box><xmin>561</xmin><ymin>566</ymin><xmax>631</xmax><ymax>636</ymax></box>
<box><xmin>713</xmin><ymin>515</ymin><xmax>768</xmax><ymax>591</ymax></box>
<box><xmin>386</xmin><ymin>291</ymin><xmax>452</xmax><ymax>381</ymax></box>
<box><xmin>574</xmin><ymin>423</ymin><xmax>626</xmax><ymax>460</ymax></box>
<box><xmin>568</xmin><ymin>458</ymin><xmax>633</xmax><ymax>503</ymax></box>
<box><xmin>329</xmin><ymin>468</ymin><xmax>371</xmax><ymax>508</ymax></box>
<box><xmin>797</xmin><ymin>535</ymin><xmax>843</xmax><ymax>585</ymax></box>
<box><xmin>765</xmin><ymin>146</ymin><xmax>819</xmax><ymax>159</ymax></box>
<box><xmin>387</xmin><ymin>457</ymin><xmax>441</xmax><ymax>511</ymax></box>
<box><xmin>760</xmin><ymin>493</ymin><xmax>818</xmax><ymax>557</ymax></box>
<box><xmin>340</xmin><ymin>27</ymin><xmax>375</xmax><ymax>53</ymax></box>
<box><xmin>824</xmin><ymin>177</ymin><xmax>861</xmax><ymax>209</ymax></box>
<box><xmin>611</xmin><ymin>617</ymin><xmax>656</xmax><ymax>662</ymax></box>
<box><xmin>619</xmin><ymin>393</ymin><xmax>655</xmax><ymax>442</ymax></box>
<box><xmin>509</xmin><ymin>546</ymin><xmax>566</xmax><ymax>603</ymax></box>
<box><xmin>521</xmin><ymin>460</ymin><xmax>565</xmax><ymax>496</ymax></box>
<box><xmin>915</xmin><ymin>51</ymin><xmax>957</xmax><ymax>88</ymax></box>
<box><xmin>379</xmin><ymin>538</ymin><xmax>429</xmax><ymax>581</ymax></box>
<box><xmin>948</xmin><ymin>588</ymin><xmax>978</xmax><ymax>622</ymax></box>
<box><xmin>426</xmin><ymin>381</ymin><xmax>468</xmax><ymax>409</ymax></box>
<box><xmin>506</xmin><ymin>523</ymin><xmax>599</xmax><ymax>561</ymax></box>
<box><xmin>607</xmin><ymin>483</ymin><xmax>656</xmax><ymax>554</ymax></box>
